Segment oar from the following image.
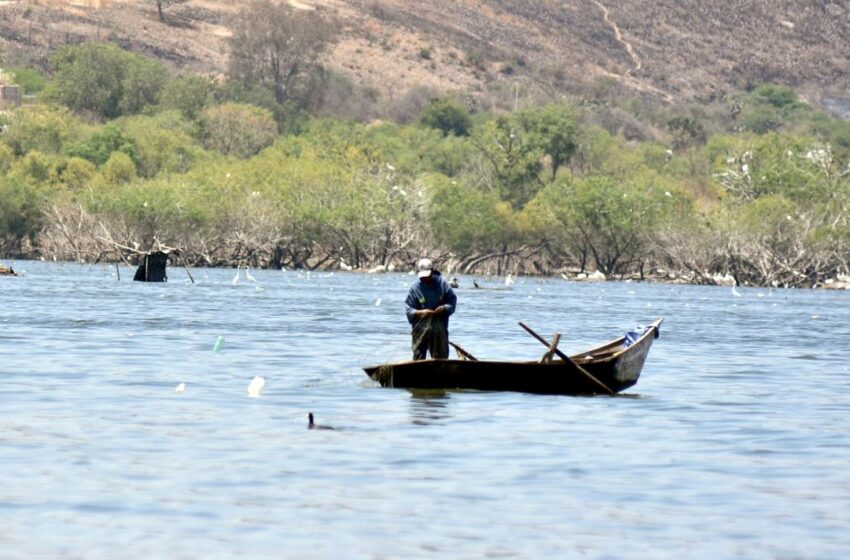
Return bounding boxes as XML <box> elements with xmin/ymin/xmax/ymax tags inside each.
<box><xmin>518</xmin><ymin>321</ymin><xmax>614</xmax><ymax>394</ymax></box>
<box><xmin>449</xmin><ymin>341</ymin><xmax>478</xmax><ymax>361</ymax></box>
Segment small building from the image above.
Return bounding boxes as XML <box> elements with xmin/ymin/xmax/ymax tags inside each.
<box><xmin>0</xmin><ymin>69</ymin><xmax>22</xmax><ymax>110</ymax></box>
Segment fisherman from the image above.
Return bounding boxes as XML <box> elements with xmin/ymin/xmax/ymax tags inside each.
<box><xmin>405</xmin><ymin>257</ymin><xmax>457</xmax><ymax>360</ymax></box>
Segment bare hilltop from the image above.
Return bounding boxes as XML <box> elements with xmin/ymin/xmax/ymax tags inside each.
<box><xmin>1</xmin><ymin>0</ymin><xmax>849</xmax><ymax>113</ymax></box>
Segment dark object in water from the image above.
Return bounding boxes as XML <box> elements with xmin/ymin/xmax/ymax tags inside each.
<box><xmin>0</xmin><ymin>264</ymin><xmax>16</xmax><ymax>276</ymax></box>
<box><xmin>133</xmin><ymin>251</ymin><xmax>169</xmax><ymax>282</ymax></box>
<box><xmin>308</xmin><ymin>412</ymin><xmax>335</xmax><ymax>430</ymax></box>
<box><xmin>364</xmin><ymin>319</ymin><xmax>663</xmax><ymax>396</ymax></box>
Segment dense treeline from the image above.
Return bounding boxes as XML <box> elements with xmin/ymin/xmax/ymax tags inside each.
<box><xmin>1</xmin><ymin>38</ymin><xmax>849</xmax><ymax>286</ymax></box>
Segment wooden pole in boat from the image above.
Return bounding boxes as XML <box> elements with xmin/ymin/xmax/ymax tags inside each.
<box><xmin>518</xmin><ymin>322</ymin><xmax>614</xmax><ymax>394</ymax></box>
<box><xmin>449</xmin><ymin>341</ymin><xmax>478</xmax><ymax>361</ymax></box>
<box><xmin>539</xmin><ymin>332</ymin><xmax>561</xmax><ymax>363</ymax></box>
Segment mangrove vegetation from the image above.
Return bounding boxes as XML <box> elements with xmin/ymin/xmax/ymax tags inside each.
<box><xmin>1</xmin><ymin>38</ymin><xmax>849</xmax><ymax>287</ymax></box>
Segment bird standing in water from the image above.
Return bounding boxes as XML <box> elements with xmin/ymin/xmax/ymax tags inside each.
<box><xmin>308</xmin><ymin>413</ymin><xmax>335</xmax><ymax>430</ymax></box>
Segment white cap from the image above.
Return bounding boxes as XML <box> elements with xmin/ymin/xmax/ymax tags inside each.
<box><xmin>416</xmin><ymin>258</ymin><xmax>433</xmax><ymax>278</ymax></box>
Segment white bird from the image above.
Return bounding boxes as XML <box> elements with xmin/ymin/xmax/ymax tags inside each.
<box><xmin>505</xmin><ymin>273</ymin><xmax>515</xmax><ymax>287</ymax></box>
<box><xmin>732</xmin><ymin>285</ymin><xmax>742</xmax><ymax>298</ymax></box>
<box><xmin>247</xmin><ymin>376</ymin><xmax>265</xmax><ymax>398</ymax></box>
<box><xmin>231</xmin><ymin>267</ymin><xmax>240</xmax><ymax>285</ymax></box>
<box><xmin>175</xmin><ymin>382</ymin><xmax>186</xmax><ymax>393</ymax></box>
<box><xmin>245</xmin><ymin>266</ymin><xmax>257</xmax><ymax>282</ymax></box>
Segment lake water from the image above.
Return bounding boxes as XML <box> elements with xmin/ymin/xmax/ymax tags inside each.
<box><xmin>2</xmin><ymin>261</ymin><xmax>849</xmax><ymax>559</ymax></box>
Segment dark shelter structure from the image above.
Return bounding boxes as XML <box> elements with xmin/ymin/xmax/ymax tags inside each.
<box><xmin>133</xmin><ymin>251</ymin><xmax>169</xmax><ymax>282</ymax></box>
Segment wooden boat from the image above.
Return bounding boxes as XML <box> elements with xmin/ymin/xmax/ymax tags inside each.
<box><xmin>364</xmin><ymin>319</ymin><xmax>663</xmax><ymax>395</ymax></box>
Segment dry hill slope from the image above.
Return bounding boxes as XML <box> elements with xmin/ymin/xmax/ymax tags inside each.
<box><xmin>1</xmin><ymin>0</ymin><xmax>848</xmax><ymax>110</ymax></box>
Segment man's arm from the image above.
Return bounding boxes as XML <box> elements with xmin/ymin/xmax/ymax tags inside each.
<box><xmin>405</xmin><ymin>285</ymin><xmax>432</xmax><ymax>324</ymax></box>
<box><xmin>438</xmin><ymin>280</ymin><xmax>457</xmax><ymax>316</ymax></box>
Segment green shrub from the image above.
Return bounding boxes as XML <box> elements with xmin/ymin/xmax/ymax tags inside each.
<box><xmin>101</xmin><ymin>151</ymin><xmax>137</xmax><ymax>185</ymax></box>
<box><xmin>45</xmin><ymin>43</ymin><xmax>167</xmax><ymax>119</ymax></box>
<box><xmin>418</xmin><ymin>98</ymin><xmax>471</xmax><ymax>137</ymax></box>
<box><xmin>2</xmin><ymin>106</ymin><xmax>83</xmax><ymax>156</ymax></box>
<box><xmin>198</xmin><ymin>103</ymin><xmax>278</xmax><ymax>158</ymax></box>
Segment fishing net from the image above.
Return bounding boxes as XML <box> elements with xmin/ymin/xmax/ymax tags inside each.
<box><xmin>411</xmin><ymin>315</ymin><xmax>448</xmax><ymax>359</ymax></box>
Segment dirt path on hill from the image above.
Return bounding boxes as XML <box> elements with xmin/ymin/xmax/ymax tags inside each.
<box><xmin>592</xmin><ymin>0</ymin><xmax>642</xmax><ymax>75</ymax></box>
<box><xmin>591</xmin><ymin>0</ymin><xmax>674</xmax><ymax>102</ymax></box>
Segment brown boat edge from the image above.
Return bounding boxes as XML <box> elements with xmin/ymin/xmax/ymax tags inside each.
<box><xmin>364</xmin><ymin>319</ymin><xmax>664</xmax><ymax>396</ymax></box>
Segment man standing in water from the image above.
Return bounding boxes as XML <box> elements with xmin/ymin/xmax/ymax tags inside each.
<box><xmin>405</xmin><ymin>258</ymin><xmax>457</xmax><ymax>360</ymax></box>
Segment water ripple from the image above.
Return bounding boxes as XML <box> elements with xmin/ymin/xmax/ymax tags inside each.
<box><xmin>1</xmin><ymin>261</ymin><xmax>849</xmax><ymax>558</ymax></box>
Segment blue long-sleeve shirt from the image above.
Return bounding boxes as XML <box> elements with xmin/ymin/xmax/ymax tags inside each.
<box><xmin>405</xmin><ymin>271</ymin><xmax>457</xmax><ymax>328</ymax></box>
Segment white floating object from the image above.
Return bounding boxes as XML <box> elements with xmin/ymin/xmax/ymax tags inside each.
<box><xmin>247</xmin><ymin>376</ymin><xmax>266</xmax><ymax>397</ymax></box>
<box><xmin>732</xmin><ymin>286</ymin><xmax>742</xmax><ymax>298</ymax></box>
<box><xmin>175</xmin><ymin>382</ymin><xmax>186</xmax><ymax>393</ymax></box>
<box><xmin>374</xmin><ymin>298</ymin><xmax>382</xmax><ymax>307</ymax></box>
<box><xmin>212</xmin><ymin>336</ymin><xmax>225</xmax><ymax>352</ymax></box>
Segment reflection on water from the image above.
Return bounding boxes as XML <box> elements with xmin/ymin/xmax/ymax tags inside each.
<box><xmin>408</xmin><ymin>389</ymin><xmax>452</xmax><ymax>425</ymax></box>
<box><xmin>2</xmin><ymin>261</ymin><xmax>850</xmax><ymax>559</ymax></box>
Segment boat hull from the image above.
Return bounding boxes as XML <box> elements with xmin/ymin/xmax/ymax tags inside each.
<box><xmin>364</xmin><ymin>320</ymin><xmax>661</xmax><ymax>395</ymax></box>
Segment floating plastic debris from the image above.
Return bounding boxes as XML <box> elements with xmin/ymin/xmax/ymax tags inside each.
<box><xmin>213</xmin><ymin>336</ymin><xmax>225</xmax><ymax>352</ymax></box>
<box><xmin>247</xmin><ymin>376</ymin><xmax>265</xmax><ymax>398</ymax></box>
<box><xmin>374</xmin><ymin>298</ymin><xmax>382</xmax><ymax>307</ymax></box>
<box><xmin>175</xmin><ymin>382</ymin><xmax>186</xmax><ymax>393</ymax></box>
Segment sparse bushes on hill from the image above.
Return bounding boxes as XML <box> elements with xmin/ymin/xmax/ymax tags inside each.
<box><xmin>227</xmin><ymin>1</ymin><xmax>337</xmax><ymax>105</ymax></box>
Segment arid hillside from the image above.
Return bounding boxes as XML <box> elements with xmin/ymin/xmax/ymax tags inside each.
<box><xmin>1</xmin><ymin>0</ymin><xmax>849</xmax><ymax>111</ymax></box>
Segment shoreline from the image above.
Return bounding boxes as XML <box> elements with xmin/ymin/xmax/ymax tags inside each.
<box><xmin>4</xmin><ymin>257</ymin><xmax>849</xmax><ymax>291</ymax></box>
